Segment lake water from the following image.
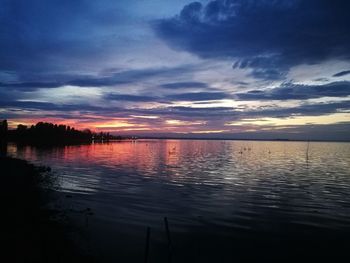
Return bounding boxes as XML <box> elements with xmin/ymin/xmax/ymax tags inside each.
<box><xmin>6</xmin><ymin>140</ymin><xmax>350</xmax><ymax>262</ymax></box>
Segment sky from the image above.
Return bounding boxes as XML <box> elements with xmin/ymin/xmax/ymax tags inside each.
<box><xmin>1</xmin><ymin>0</ymin><xmax>350</xmax><ymax>140</ymax></box>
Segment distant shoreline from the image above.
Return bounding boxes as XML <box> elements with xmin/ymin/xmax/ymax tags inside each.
<box><xmin>136</xmin><ymin>137</ymin><xmax>350</xmax><ymax>143</ymax></box>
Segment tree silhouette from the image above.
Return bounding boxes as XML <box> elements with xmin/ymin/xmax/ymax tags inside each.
<box><xmin>0</xmin><ymin>120</ymin><xmax>8</xmax><ymax>141</ymax></box>
<box><xmin>0</xmin><ymin>120</ymin><xmax>125</xmax><ymax>146</ymax></box>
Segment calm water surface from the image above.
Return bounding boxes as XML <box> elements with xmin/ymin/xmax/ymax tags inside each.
<box><xmin>7</xmin><ymin>140</ymin><xmax>350</xmax><ymax>262</ymax></box>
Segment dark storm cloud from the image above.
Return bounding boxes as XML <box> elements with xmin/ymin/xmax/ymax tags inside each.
<box><xmin>236</xmin><ymin>81</ymin><xmax>350</xmax><ymax>101</ymax></box>
<box><xmin>333</xmin><ymin>70</ymin><xmax>350</xmax><ymax>77</ymax></box>
<box><xmin>154</xmin><ymin>0</ymin><xmax>350</xmax><ymax>79</ymax></box>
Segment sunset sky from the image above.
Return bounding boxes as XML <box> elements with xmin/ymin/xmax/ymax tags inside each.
<box><xmin>1</xmin><ymin>0</ymin><xmax>350</xmax><ymax>140</ymax></box>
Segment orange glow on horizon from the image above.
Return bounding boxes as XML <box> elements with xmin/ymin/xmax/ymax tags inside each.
<box><xmin>6</xmin><ymin>111</ymin><xmax>349</xmax><ymax>135</ymax></box>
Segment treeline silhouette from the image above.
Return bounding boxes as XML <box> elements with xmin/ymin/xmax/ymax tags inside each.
<box><xmin>0</xmin><ymin>120</ymin><xmax>8</xmax><ymax>142</ymax></box>
<box><xmin>0</xmin><ymin>120</ymin><xmax>123</xmax><ymax>145</ymax></box>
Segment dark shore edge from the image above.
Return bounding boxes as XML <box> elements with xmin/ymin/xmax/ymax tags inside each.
<box><xmin>1</xmin><ymin>156</ymin><xmax>95</xmax><ymax>263</ymax></box>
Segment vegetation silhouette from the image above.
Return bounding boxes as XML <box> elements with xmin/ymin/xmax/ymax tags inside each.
<box><xmin>1</xmin><ymin>119</ymin><xmax>123</xmax><ymax>146</ymax></box>
<box><xmin>0</xmin><ymin>120</ymin><xmax>8</xmax><ymax>155</ymax></box>
<box><xmin>1</xmin><ymin>156</ymin><xmax>96</xmax><ymax>261</ymax></box>
<box><xmin>0</xmin><ymin>119</ymin><xmax>8</xmax><ymax>140</ymax></box>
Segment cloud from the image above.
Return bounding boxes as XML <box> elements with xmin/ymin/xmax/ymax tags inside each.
<box><xmin>166</xmin><ymin>92</ymin><xmax>229</xmax><ymax>101</ymax></box>
<box><xmin>0</xmin><ymin>81</ymin><xmax>65</xmax><ymax>91</ymax></box>
<box><xmin>104</xmin><ymin>94</ymin><xmax>157</xmax><ymax>102</ymax></box>
<box><xmin>1</xmin><ymin>0</ymin><xmax>349</xmax><ymax>140</ymax></box>
<box><xmin>68</xmin><ymin>66</ymin><xmax>196</xmax><ymax>87</ymax></box>
<box><xmin>246</xmin><ymin>101</ymin><xmax>350</xmax><ymax>118</ymax></box>
<box><xmin>0</xmin><ymin>0</ymin><xmax>127</xmax><ymax>73</ymax></box>
<box><xmin>105</xmin><ymin>91</ymin><xmax>231</xmax><ymax>103</ymax></box>
<box><xmin>2</xmin><ymin>96</ymin><xmax>349</xmax><ymax>138</ymax></box>
<box><xmin>160</xmin><ymin>81</ymin><xmax>208</xmax><ymax>89</ymax></box>
<box><xmin>0</xmin><ymin>65</ymin><xmax>196</xmax><ymax>90</ymax></box>
<box><xmin>333</xmin><ymin>70</ymin><xmax>350</xmax><ymax>77</ymax></box>
<box><xmin>0</xmin><ymin>100</ymin><xmax>104</xmax><ymax>112</ymax></box>
<box><xmin>154</xmin><ymin>0</ymin><xmax>350</xmax><ymax>79</ymax></box>
<box><xmin>235</xmin><ymin>81</ymin><xmax>350</xmax><ymax>100</ymax></box>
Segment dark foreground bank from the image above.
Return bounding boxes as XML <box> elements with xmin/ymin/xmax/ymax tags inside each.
<box><xmin>0</xmin><ymin>157</ymin><xmax>94</xmax><ymax>263</ymax></box>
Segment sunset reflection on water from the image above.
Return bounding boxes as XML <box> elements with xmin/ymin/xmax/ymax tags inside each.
<box><xmin>6</xmin><ymin>140</ymin><xmax>350</xmax><ymax>262</ymax></box>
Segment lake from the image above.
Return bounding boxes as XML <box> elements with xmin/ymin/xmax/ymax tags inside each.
<box><xmin>6</xmin><ymin>140</ymin><xmax>350</xmax><ymax>262</ymax></box>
